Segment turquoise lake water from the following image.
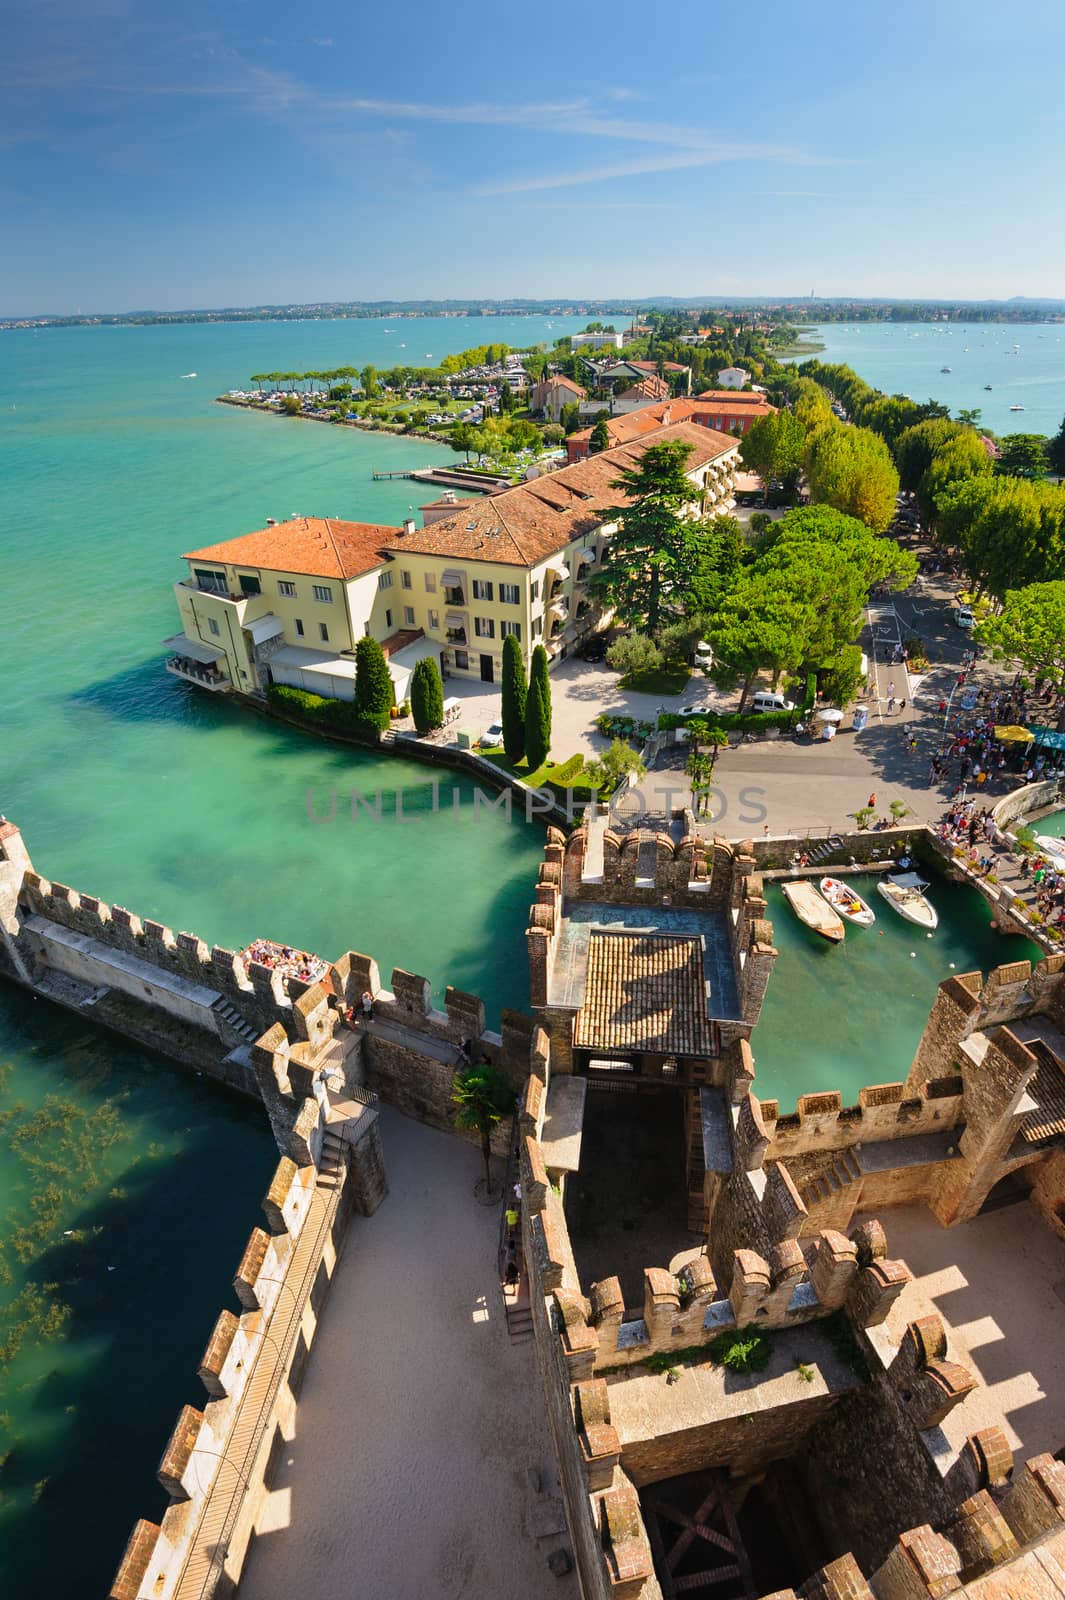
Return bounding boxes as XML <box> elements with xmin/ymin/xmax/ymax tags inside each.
<box><xmin>793</xmin><ymin>321</ymin><xmax>1065</xmax><ymax>437</ymax></box>
<box><xmin>0</xmin><ymin>314</ymin><xmax>586</xmax><ymax>1593</ymax></box>
<box><xmin>754</xmin><ymin>875</ymin><xmax>1039</xmax><ymax>1111</ymax></box>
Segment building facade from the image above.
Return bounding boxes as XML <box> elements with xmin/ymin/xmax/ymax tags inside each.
<box><xmin>164</xmin><ymin>425</ymin><xmax>740</xmax><ymax>694</ymax></box>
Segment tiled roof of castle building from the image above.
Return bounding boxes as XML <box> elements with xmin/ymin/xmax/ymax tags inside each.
<box><xmin>573</xmin><ymin>929</ymin><xmax>714</xmax><ymax>1055</ymax></box>
<box><xmin>390</xmin><ymin>422</ymin><xmax>737</xmax><ymax>568</ymax></box>
<box><xmin>184</xmin><ymin>518</ymin><xmax>397</xmax><ymax>580</ymax></box>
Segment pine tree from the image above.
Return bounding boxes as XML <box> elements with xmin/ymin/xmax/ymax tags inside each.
<box><xmin>590</xmin><ymin>417</ymin><xmax>611</xmax><ymax>453</ymax></box>
<box><xmin>524</xmin><ymin>645</ymin><xmax>552</xmax><ymax>769</ymax></box>
<box><xmin>353</xmin><ymin>635</ymin><xmax>394</xmax><ymax>729</ymax></box>
<box><xmin>500</xmin><ymin>634</ymin><xmax>527</xmax><ymax>762</ymax></box>
<box><xmin>409</xmin><ymin>655</ymin><xmax>444</xmax><ymax>733</ymax></box>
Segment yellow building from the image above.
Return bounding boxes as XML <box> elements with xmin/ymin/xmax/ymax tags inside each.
<box><xmin>164</xmin><ymin>422</ymin><xmax>740</xmax><ymax>696</ymax></box>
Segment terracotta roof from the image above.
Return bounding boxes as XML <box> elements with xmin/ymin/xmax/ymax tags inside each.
<box><xmin>573</xmin><ymin>930</ymin><xmax>713</xmax><ymax>1055</ymax></box>
<box><xmin>389</xmin><ymin>422</ymin><xmax>738</xmax><ymax>568</ymax></box>
<box><xmin>546</xmin><ymin>375</ymin><xmax>586</xmax><ymax>395</ymax></box>
<box><xmin>570</xmin><ymin>395</ymin><xmax>775</xmax><ymax>450</ymax></box>
<box><xmin>618</xmin><ymin>359</ymin><xmax>690</xmax><ymax>374</ymax></box>
<box><xmin>184</xmin><ymin>518</ymin><xmax>397</xmax><ymax>580</ymax></box>
<box><xmin>380</xmin><ymin>628</ymin><xmax>423</xmax><ymax>657</ymax></box>
<box><xmin>696</xmin><ymin>388</ymin><xmax>772</xmax><ymax>405</ymax></box>
<box><xmin>618</xmin><ymin>375</ymin><xmax>670</xmax><ymax>401</ymax></box>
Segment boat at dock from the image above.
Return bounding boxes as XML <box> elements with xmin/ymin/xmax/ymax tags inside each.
<box><xmin>781</xmin><ymin>880</ymin><xmax>845</xmax><ymax>943</ymax></box>
<box><xmin>876</xmin><ymin>873</ymin><xmax>938</xmax><ymax>930</ymax></box>
<box><xmin>820</xmin><ymin>877</ymin><xmax>876</xmax><ymax>927</ymax></box>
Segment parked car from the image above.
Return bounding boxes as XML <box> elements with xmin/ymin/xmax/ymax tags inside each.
<box><xmin>482</xmin><ymin>722</ymin><xmax>505</xmax><ymax>745</ymax></box>
<box><xmin>678</xmin><ymin>702</ymin><xmax>712</xmax><ymax>719</ymax></box>
<box><xmin>955</xmin><ymin>606</ymin><xmax>975</xmax><ymax>629</ymax></box>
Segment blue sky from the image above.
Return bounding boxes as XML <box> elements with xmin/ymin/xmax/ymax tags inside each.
<box><xmin>3</xmin><ymin>0</ymin><xmax>1065</xmax><ymax>314</ymax></box>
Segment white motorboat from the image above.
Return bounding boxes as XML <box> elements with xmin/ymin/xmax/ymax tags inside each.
<box><xmin>1010</xmin><ymin>403</ymin><xmax>1025</xmax><ymax>412</ymax></box>
<box><xmin>782</xmin><ymin>880</ymin><xmax>845</xmax><ymax>943</ymax></box>
<box><xmin>820</xmin><ymin>877</ymin><xmax>876</xmax><ymax>928</ymax></box>
<box><xmin>877</xmin><ymin>872</ymin><xmax>938</xmax><ymax>930</ymax></box>
<box><xmin>1033</xmin><ymin>836</ymin><xmax>1065</xmax><ymax>867</ymax></box>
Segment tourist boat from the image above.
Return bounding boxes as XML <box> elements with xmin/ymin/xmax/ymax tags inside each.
<box><xmin>819</xmin><ymin>877</ymin><xmax>876</xmax><ymax>928</ymax></box>
<box><xmin>781</xmin><ymin>880</ymin><xmax>845</xmax><ymax>943</ymax></box>
<box><xmin>876</xmin><ymin>873</ymin><xmax>938</xmax><ymax>930</ymax></box>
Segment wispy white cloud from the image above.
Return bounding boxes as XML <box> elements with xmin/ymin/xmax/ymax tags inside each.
<box><xmin>309</xmin><ymin>37</ymin><xmax>334</xmax><ymax>48</ymax></box>
<box><xmin>478</xmin><ymin>145</ymin><xmax>837</xmax><ymax>196</ymax></box>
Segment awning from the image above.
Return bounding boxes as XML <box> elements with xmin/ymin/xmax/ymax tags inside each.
<box><xmin>162</xmin><ymin>632</ymin><xmax>224</xmax><ymax>664</ymax></box>
<box><xmin>270</xmin><ymin>644</ymin><xmax>356</xmax><ymax>678</ymax></box>
<box><xmin>441</xmin><ymin>569</ymin><xmax>466</xmax><ymax>588</ymax></box>
<box><xmin>548</xmin><ymin>563</ymin><xmax>570</xmax><ymax>581</ymax></box>
<box><xmin>445</xmin><ymin>611</ymin><xmax>468</xmax><ymax>628</ymax></box>
<box><xmin>244</xmin><ymin>614</ymin><xmax>284</xmax><ymax>646</ymax></box>
<box><xmin>549</xmin><ymin>600</ymin><xmax>569</xmax><ymax>619</ymax></box>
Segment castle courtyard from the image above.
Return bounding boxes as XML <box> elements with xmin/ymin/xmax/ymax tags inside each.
<box><xmin>866</xmin><ymin>1200</ymin><xmax>1065</xmax><ymax>1464</ymax></box>
<box><xmin>240</xmin><ymin>1109</ymin><xmax>578</xmax><ymax>1600</ymax></box>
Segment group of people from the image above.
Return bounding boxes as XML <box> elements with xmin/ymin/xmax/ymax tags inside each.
<box><xmin>243</xmin><ymin>940</ymin><xmax>329</xmax><ymax>985</ymax></box>
<box><xmin>937</xmin><ymin>798</ymin><xmax>1003</xmax><ymax>864</ymax></box>
<box><xmin>1018</xmin><ymin>853</ymin><xmax>1065</xmax><ymax>927</ymax></box>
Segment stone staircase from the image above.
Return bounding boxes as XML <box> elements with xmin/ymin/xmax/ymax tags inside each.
<box><xmin>798</xmin><ymin>1149</ymin><xmax>863</xmax><ymax>1228</ymax></box>
<box><xmin>805</xmin><ymin>834</ymin><xmax>845</xmax><ymax>865</ymax></box>
<box><xmin>319</xmin><ymin>1128</ymin><xmax>347</xmax><ymax>1192</ymax></box>
<box><xmin>211</xmin><ymin>996</ymin><xmax>259</xmax><ymax>1045</ymax></box>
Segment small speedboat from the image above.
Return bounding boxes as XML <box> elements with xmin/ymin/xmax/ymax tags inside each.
<box><xmin>984</xmin><ymin>384</ymin><xmax>992</xmax><ymax>391</ymax></box>
<box><xmin>820</xmin><ymin>877</ymin><xmax>876</xmax><ymax>927</ymax></box>
<box><xmin>782</xmin><ymin>880</ymin><xmax>845</xmax><ymax>943</ymax></box>
<box><xmin>1010</xmin><ymin>404</ymin><xmax>1025</xmax><ymax>412</ymax></box>
<box><xmin>940</xmin><ymin>365</ymin><xmax>952</xmax><ymax>373</ymax></box>
<box><xmin>877</xmin><ymin>872</ymin><xmax>938</xmax><ymax>930</ymax></box>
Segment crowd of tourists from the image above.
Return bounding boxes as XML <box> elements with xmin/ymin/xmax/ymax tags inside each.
<box><xmin>242</xmin><ymin>939</ymin><xmax>329</xmax><ymax>985</ymax></box>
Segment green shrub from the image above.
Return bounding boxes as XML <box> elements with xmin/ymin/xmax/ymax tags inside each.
<box><xmin>353</xmin><ymin>635</ymin><xmax>394</xmax><ymax>729</ymax></box>
<box><xmin>607</xmin><ymin>632</ymin><xmax>662</xmax><ymax>677</ymax></box>
<box><xmin>708</xmin><ymin>1324</ymin><xmax>771</xmax><ymax>1373</ymax></box>
<box><xmin>266</xmin><ymin>683</ymin><xmax>382</xmax><ymax>741</ymax></box>
<box><xmin>551</xmin><ymin>754</ymin><xmax>585</xmax><ymax>784</ymax></box>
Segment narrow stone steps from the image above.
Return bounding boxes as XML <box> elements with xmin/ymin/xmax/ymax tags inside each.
<box><xmin>212</xmin><ymin>997</ymin><xmax>259</xmax><ymax>1043</ymax></box>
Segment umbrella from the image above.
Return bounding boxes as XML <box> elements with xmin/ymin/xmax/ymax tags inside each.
<box><xmin>816</xmin><ymin>708</ymin><xmax>844</xmax><ymax>723</ymax></box>
<box><xmin>994</xmin><ymin>724</ymin><xmax>1034</xmax><ymax>742</ymax></box>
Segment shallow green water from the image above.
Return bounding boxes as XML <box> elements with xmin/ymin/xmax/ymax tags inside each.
<box><xmin>0</xmin><ymin>316</ymin><xmax>583</xmax><ymax>1592</ymax></box>
<box><xmin>0</xmin><ymin>987</ymin><xmax>276</xmax><ymax>1594</ymax></box>
<box><xmin>1032</xmin><ymin>809</ymin><xmax>1065</xmax><ymax>840</ymax></box>
<box><xmin>753</xmin><ymin>875</ymin><xmax>1040</xmax><ymax>1111</ymax></box>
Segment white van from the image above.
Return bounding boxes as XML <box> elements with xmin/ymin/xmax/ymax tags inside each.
<box><xmin>750</xmin><ymin>691</ymin><xmax>795</xmax><ymax>714</ymax></box>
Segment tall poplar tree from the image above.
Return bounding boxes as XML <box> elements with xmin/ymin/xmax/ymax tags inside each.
<box><xmin>524</xmin><ymin>645</ymin><xmax>552</xmax><ymax>769</ymax></box>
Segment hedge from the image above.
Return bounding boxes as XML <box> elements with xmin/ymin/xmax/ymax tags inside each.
<box><xmin>657</xmin><ymin>673</ymin><xmax>818</xmax><ymax>734</ymax></box>
<box><xmin>266</xmin><ymin>683</ymin><xmax>384</xmax><ymax>740</ymax></box>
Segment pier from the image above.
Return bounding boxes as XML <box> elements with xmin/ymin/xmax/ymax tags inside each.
<box><xmin>371</xmin><ymin>465</ymin><xmax>513</xmax><ymax>494</ymax></box>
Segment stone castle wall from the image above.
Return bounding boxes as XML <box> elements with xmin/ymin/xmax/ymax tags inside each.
<box><xmin>0</xmin><ymin>819</ymin><xmax>525</xmax><ymax>1158</ymax></box>
<box><xmin>109</xmin><ymin>1072</ymin><xmax>388</xmax><ymax>1598</ymax></box>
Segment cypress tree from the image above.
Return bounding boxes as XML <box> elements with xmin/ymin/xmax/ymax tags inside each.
<box><xmin>530</xmin><ymin>643</ymin><xmax>552</xmax><ymax>732</ymax></box>
<box><xmin>501</xmin><ymin>635</ymin><xmax>527</xmax><ymax>762</ymax></box>
<box><xmin>353</xmin><ymin>635</ymin><xmax>394</xmax><ymax>729</ymax></box>
<box><xmin>409</xmin><ymin>655</ymin><xmax>444</xmax><ymax>733</ymax></box>
<box><xmin>524</xmin><ymin>645</ymin><xmax>552</xmax><ymax>769</ymax></box>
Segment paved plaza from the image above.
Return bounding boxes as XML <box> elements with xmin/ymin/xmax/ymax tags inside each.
<box><xmin>441</xmin><ymin>559</ymin><xmax>1034</xmax><ymax>841</ymax></box>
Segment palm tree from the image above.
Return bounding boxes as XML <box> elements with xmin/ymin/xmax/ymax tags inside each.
<box><xmin>451</xmin><ymin>1059</ymin><xmax>515</xmax><ymax>1198</ymax></box>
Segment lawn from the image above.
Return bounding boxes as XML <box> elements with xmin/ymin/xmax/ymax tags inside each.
<box><xmin>481</xmin><ymin>748</ymin><xmax>603</xmax><ymax>802</ymax></box>
<box><xmin>618</xmin><ymin>661</ymin><xmax>691</xmax><ymax>696</ymax></box>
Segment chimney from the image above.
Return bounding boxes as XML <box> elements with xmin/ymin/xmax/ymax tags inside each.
<box><xmin>402</xmin><ymin>518</ymin><xmax>415</xmax><ymax>537</ymax></box>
